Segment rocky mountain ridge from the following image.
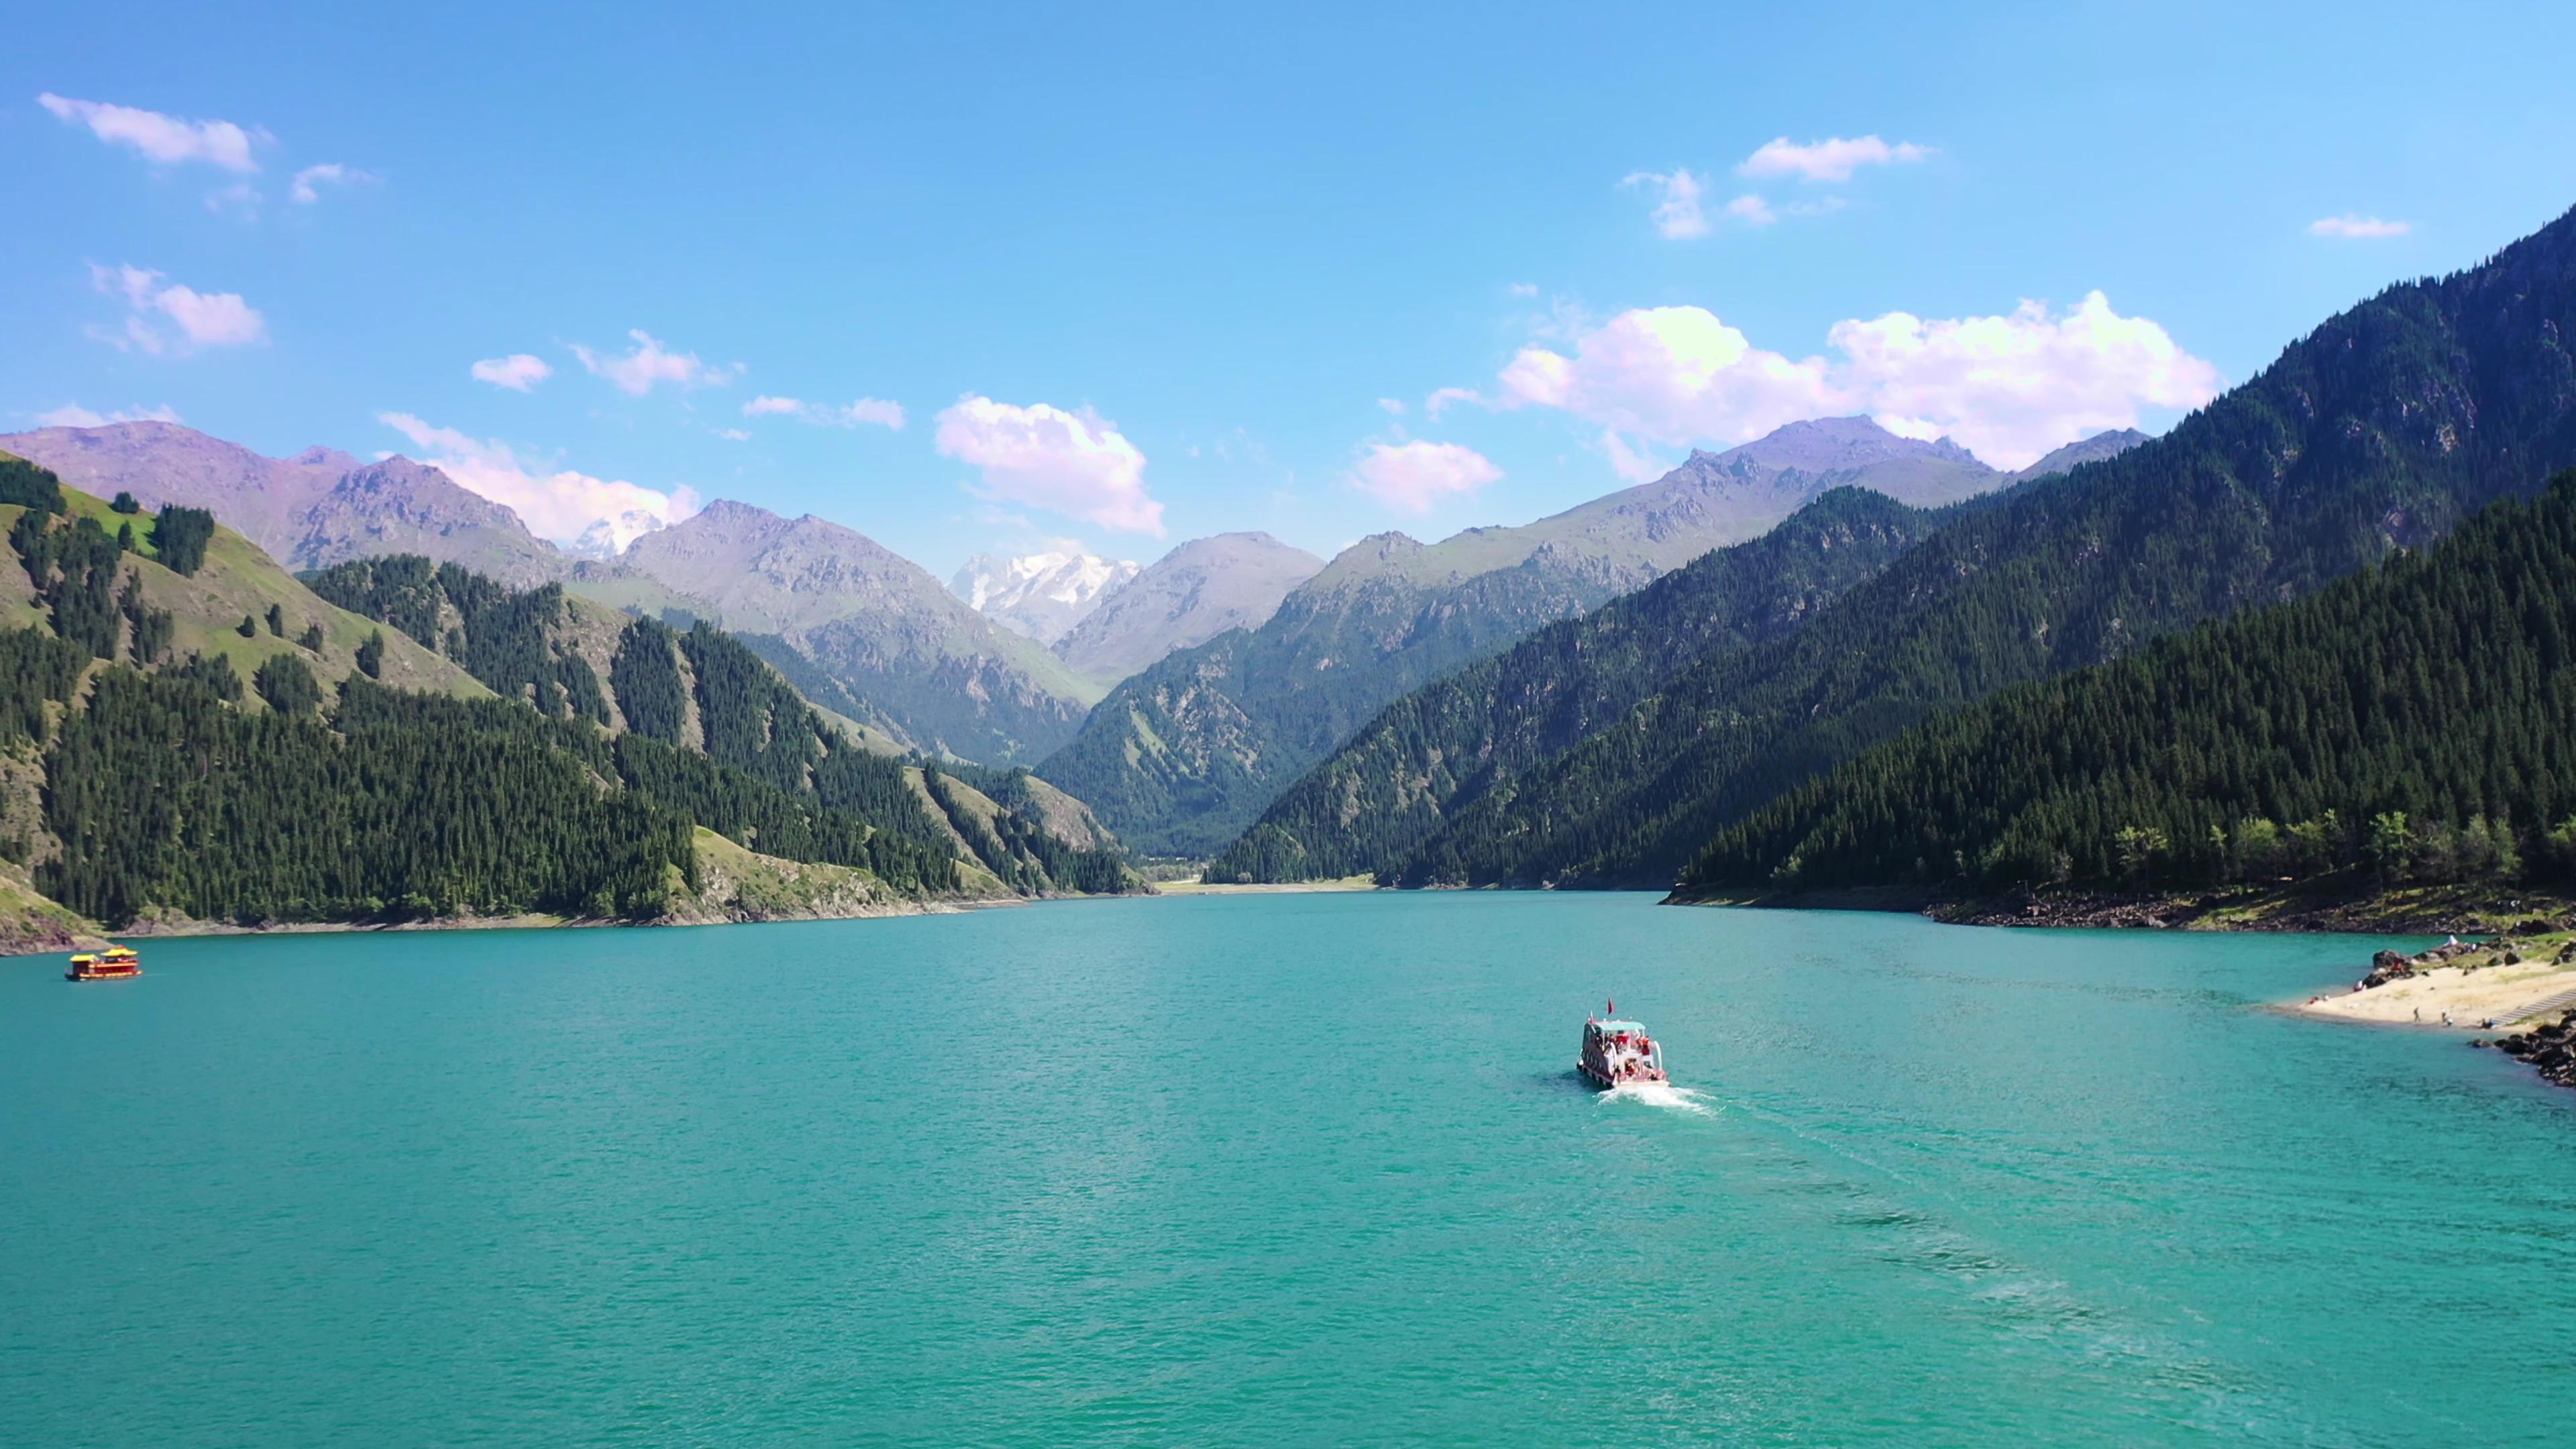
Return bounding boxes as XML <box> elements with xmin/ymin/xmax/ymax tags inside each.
<box><xmin>0</xmin><ymin>422</ymin><xmax>568</xmax><ymax>587</ymax></box>
<box><xmin>1038</xmin><ymin>417</ymin><xmax>2131</xmax><ymax>857</ymax></box>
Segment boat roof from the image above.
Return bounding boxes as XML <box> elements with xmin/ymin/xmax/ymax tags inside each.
<box><xmin>1589</xmin><ymin>1019</ymin><xmax>1648</xmax><ymax>1033</ymax></box>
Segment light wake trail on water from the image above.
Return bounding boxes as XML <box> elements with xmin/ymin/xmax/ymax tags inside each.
<box><xmin>1594</xmin><ymin>1080</ymin><xmax>1714</xmax><ymax>1114</ymax></box>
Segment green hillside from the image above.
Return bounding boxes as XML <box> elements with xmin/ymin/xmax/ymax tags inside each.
<box><xmin>1686</xmin><ymin>474</ymin><xmax>2576</xmax><ymax>904</ymax></box>
<box><xmin>0</xmin><ymin>470</ymin><xmax>1142</xmax><ymax>945</ymax></box>
<box><xmin>1206</xmin><ymin>488</ymin><xmax>1941</xmax><ymax>882</ymax></box>
<box><xmin>306</xmin><ymin>553</ymin><xmax>1142</xmax><ymax>900</ymax></box>
<box><xmin>1364</xmin><ymin>201</ymin><xmax>2576</xmax><ymax>889</ymax></box>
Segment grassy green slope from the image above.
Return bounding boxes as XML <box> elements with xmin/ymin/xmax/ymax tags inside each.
<box><xmin>2</xmin><ymin>490</ymin><xmax>487</xmax><ymax>704</ymax></box>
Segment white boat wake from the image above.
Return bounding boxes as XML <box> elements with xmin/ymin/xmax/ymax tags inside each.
<box><xmin>1597</xmin><ymin>1080</ymin><xmax>1713</xmax><ymax>1114</ymax></box>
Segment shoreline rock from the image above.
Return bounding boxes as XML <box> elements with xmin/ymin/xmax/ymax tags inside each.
<box><xmin>2485</xmin><ymin>1011</ymin><xmax>2576</xmax><ymax>1089</ymax></box>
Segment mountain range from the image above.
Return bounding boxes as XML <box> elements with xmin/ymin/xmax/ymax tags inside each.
<box><xmin>0</xmin><ymin>425</ymin><xmax>1331</xmax><ymax>767</ymax></box>
<box><xmin>951</xmin><ymin>549</ymin><xmax>1142</xmax><ymax>643</ymax></box>
<box><xmin>1215</xmin><ymin>202</ymin><xmax>2576</xmax><ymax>889</ymax></box>
<box><xmin>1682</xmin><ymin>473</ymin><xmax>2576</xmax><ymax>906</ymax></box>
<box><xmin>580</xmin><ymin>500</ymin><xmax>1106</xmax><ymax>764</ymax></box>
<box><xmin>1050</xmin><ymin>532</ymin><xmax>1324</xmax><ymax>686</ymax></box>
<box><xmin>0</xmin><ymin>454</ymin><xmax>1146</xmax><ymax>949</ymax></box>
<box><xmin>1038</xmin><ymin>417</ymin><xmax>2131</xmax><ymax>857</ymax></box>
<box><xmin>0</xmin><ymin>423</ymin><xmax>567</xmax><ymax>587</ymax></box>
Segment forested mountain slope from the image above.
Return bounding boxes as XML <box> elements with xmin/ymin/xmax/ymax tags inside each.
<box><xmin>305</xmin><ymin>554</ymin><xmax>1139</xmax><ymax>897</ymax></box>
<box><xmin>0</xmin><ymin>460</ymin><xmax>1142</xmax><ymax>948</ymax></box>
<box><xmin>1684</xmin><ymin>475</ymin><xmax>2576</xmax><ymax>901</ymax></box>
<box><xmin>1373</xmin><ymin>203</ymin><xmax>2576</xmax><ymax>888</ymax></box>
<box><xmin>1205</xmin><ymin>489</ymin><xmax>1941</xmax><ymax>882</ymax></box>
<box><xmin>582</xmin><ymin>500</ymin><xmax>1100</xmax><ymax>765</ymax></box>
<box><xmin>1038</xmin><ymin>419</ymin><xmax>2060</xmax><ymax>857</ymax></box>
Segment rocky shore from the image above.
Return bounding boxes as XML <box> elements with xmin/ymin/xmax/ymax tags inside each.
<box><xmin>2483</xmin><ymin>1012</ymin><xmax>2576</xmax><ymax>1088</ymax></box>
<box><xmin>1935</xmin><ymin>883</ymin><xmax>2575</xmax><ymax>935</ymax></box>
<box><xmin>2297</xmin><ymin>919</ymin><xmax>2576</xmax><ymax>1091</ymax></box>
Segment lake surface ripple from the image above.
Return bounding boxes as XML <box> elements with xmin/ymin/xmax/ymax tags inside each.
<box><xmin>6</xmin><ymin>893</ymin><xmax>2571</xmax><ymax>1446</ymax></box>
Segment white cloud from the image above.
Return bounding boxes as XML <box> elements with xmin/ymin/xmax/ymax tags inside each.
<box><xmin>89</xmin><ymin>263</ymin><xmax>266</xmax><ymax>354</ymax></box>
<box><xmin>1828</xmin><ymin>294</ymin><xmax>2221</xmax><ymax>467</ymax></box>
<box><xmin>1725</xmin><ymin>193</ymin><xmax>1777</xmax><ymax>227</ymax></box>
<box><xmin>715</xmin><ymin>427</ymin><xmax>752</xmax><ymax>442</ymax></box>
<box><xmin>571</xmin><ymin>329</ymin><xmax>735</xmax><ymax>394</ymax></box>
<box><xmin>1493</xmin><ymin>306</ymin><xmax>1838</xmax><ymax>443</ymax></box>
<box><xmin>1507</xmin><ymin>282</ymin><xmax>1540</xmax><ymax>298</ymax></box>
<box><xmin>290</xmin><ymin>162</ymin><xmax>377</xmax><ymax>203</ymax></box>
<box><xmin>36</xmin><ymin>402</ymin><xmax>183</xmax><ymax>428</ymax></box>
<box><xmin>742</xmin><ymin>394</ymin><xmax>906</xmax><ymax>429</ymax></box>
<box><xmin>1622</xmin><ymin>168</ymin><xmax>1710</xmax><ymax>239</ymax></box>
<box><xmin>1479</xmin><ymin>291</ymin><xmax>2218</xmax><ymax>470</ymax></box>
<box><xmin>2310</xmin><ymin>214</ymin><xmax>2410</xmax><ymax>239</ymax></box>
<box><xmin>376</xmin><ymin>412</ymin><xmax>702</xmax><ymax>549</ymax></box>
<box><xmin>1738</xmin><ymin>135</ymin><xmax>1932</xmax><ymax>183</ymax></box>
<box><xmin>934</xmin><ymin>395</ymin><xmax>1164</xmax><ymax>535</ymax></box>
<box><xmin>38</xmin><ymin>93</ymin><xmax>260</xmax><ymax>171</ymax></box>
<box><xmin>1424</xmin><ymin>385</ymin><xmax>1485</xmax><ymax>419</ymax></box>
<box><xmin>471</xmin><ymin>354</ymin><xmax>553</xmax><ymax>391</ymax></box>
<box><xmin>1349</xmin><ymin>441</ymin><xmax>1503</xmax><ymax>514</ymax></box>
<box><xmin>1377</xmin><ymin>397</ymin><xmax>1407</xmax><ymax>416</ymax></box>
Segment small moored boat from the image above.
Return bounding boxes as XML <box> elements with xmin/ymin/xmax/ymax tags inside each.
<box><xmin>1578</xmin><ymin>1000</ymin><xmax>1665</xmax><ymax>1088</ymax></box>
<box><xmin>66</xmin><ymin>946</ymin><xmax>141</xmax><ymax>981</ymax></box>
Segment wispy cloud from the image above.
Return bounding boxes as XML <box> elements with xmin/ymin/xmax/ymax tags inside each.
<box><xmin>1725</xmin><ymin>193</ymin><xmax>1777</xmax><ymax>227</ymax></box>
<box><xmin>935</xmin><ymin>395</ymin><xmax>1163</xmax><ymax>535</ymax></box>
<box><xmin>742</xmin><ymin>395</ymin><xmax>906</xmax><ymax>429</ymax></box>
<box><xmin>2310</xmin><ymin>214</ymin><xmax>2410</xmax><ymax>239</ymax></box>
<box><xmin>290</xmin><ymin>162</ymin><xmax>377</xmax><ymax>204</ymax></box>
<box><xmin>89</xmin><ymin>263</ymin><xmax>266</xmax><ymax>355</ymax></box>
<box><xmin>1737</xmin><ymin>135</ymin><xmax>1931</xmax><ymax>182</ymax></box>
<box><xmin>471</xmin><ymin>354</ymin><xmax>553</xmax><ymax>392</ymax></box>
<box><xmin>1423</xmin><ymin>385</ymin><xmax>1485</xmax><ymax>420</ymax></box>
<box><xmin>376</xmin><ymin>412</ymin><xmax>700</xmax><ymax>548</ymax></box>
<box><xmin>1621</xmin><ymin>168</ymin><xmax>1711</xmax><ymax>239</ymax></box>
<box><xmin>1348</xmin><ymin>440</ymin><xmax>1502</xmax><ymax>514</ymax></box>
<box><xmin>34</xmin><ymin>402</ymin><xmax>183</xmax><ymax>428</ymax></box>
<box><xmin>571</xmin><ymin>329</ymin><xmax>736</xmax><ymax>395</ymax></box>
<box><xmin>38</xmin><ymin>92</ymin><xmax>262</xmax><ymax>171</ymax></box>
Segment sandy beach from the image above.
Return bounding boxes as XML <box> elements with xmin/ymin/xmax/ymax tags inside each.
<box><xmin>2292</xmin><ymin>928</ymin><xmax>2576</xmax><ymax>1028</ymax></box>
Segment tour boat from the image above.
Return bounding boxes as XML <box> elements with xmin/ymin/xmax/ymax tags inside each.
<box><xmin>66</xmin><ymin>946</ymin><xmax>141</xmax><ymax>981</ymax></box>
<box><xmin>1578</xmin><ymin>1001</ymin><xmax>1666</xmax><ymax>1088</ymax></box>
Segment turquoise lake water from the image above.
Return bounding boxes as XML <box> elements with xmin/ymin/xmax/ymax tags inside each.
<box><xmin>5</xmin><ymin>892</ymin><xmax>2574</xmax><ymax>1446</ymax></box>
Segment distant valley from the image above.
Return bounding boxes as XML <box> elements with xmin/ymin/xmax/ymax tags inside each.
<box><xmin>1038</xmin><ymin>416</ymin><xmax>2135</xmax><ymax>857</ymax></box>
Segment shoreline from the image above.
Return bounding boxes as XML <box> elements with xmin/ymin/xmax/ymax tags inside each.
<box><xmin>1671</xmin><ymin>879</ymin><xmax>2576</xmax><ymax>937</ymax></box>
<box><xmin>1155</xmin><ymin>875</ymin><xmax>1379</xmax><ymax>896</ymax></box>
<box><xmin>2285</xmin><ymin>928</ymin><xmax>2576</xmax><ymax>1029</ymax></box>
<box><xmin>4</xmin><ymin>891</ymin><xmax>1096</xmax><ymax>959</ymax></box>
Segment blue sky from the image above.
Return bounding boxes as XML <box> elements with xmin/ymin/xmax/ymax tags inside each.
<box><xmin>10</xmin><ymin>0</ymin><xmax>2576</xmax><ymax>578</ymax></box>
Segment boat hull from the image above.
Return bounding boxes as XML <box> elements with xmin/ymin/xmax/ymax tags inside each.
<box><xmin>1576</xmin><ymin>1061</ymin><xmax>1667</xmax><ymax>1090</ymax></box>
